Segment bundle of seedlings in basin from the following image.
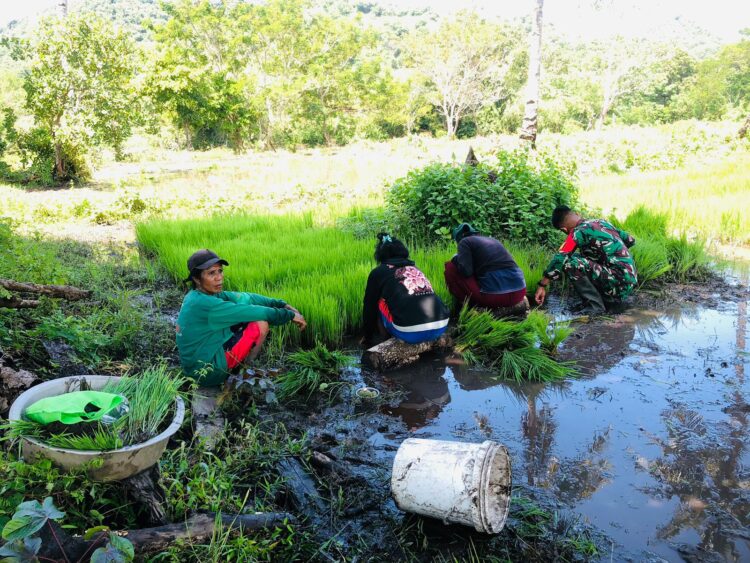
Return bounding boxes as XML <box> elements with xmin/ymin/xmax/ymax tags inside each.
<box><xmin>1</xmin><ymin>365</ymin><xmax>185</xmax><ymax>451</ymax></box>
<box><xmin>454</xmin><ymin>306</ymin><xmax>575</xmax><ymax>383</ymax></box>
<box><xmin>102</xmin><ymin>365</ymin><xmax>186</xmax><ymax>445</ymax></box>
<box><xmin>275</xmin><ymin>341</ymin><xmax>353</xmax><ymax>403</ymax></box>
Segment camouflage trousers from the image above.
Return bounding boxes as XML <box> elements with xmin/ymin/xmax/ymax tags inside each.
<box><xmin>563</xmin><ymin>255</ymin><xmax>636</xmax><ymax>302</ymax></box>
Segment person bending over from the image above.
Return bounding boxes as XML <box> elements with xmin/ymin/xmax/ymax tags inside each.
<box><xmin>362</xmin><ymin>234</ymin><xmax>449</xmax><ymax>346</ymax></box>
<box><xmin>444</xmin><ymin>223</ymin><xmax>527</xmax><ymax>312</ymax></box>
<box><xmin>535</xmin><ymin>206</ymin><xmax>637</xmax><ymax>314</ymax></box>
<box><xmin>176</xmin><ymin>249</ymin><xmax>306</xmax><ymax>386</ymax></box>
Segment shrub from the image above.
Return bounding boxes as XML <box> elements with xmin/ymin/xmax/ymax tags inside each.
<box><xmin>386</xmin><ymin>149</ymin><xmax>578</xmax><ymax>246</ymax></box>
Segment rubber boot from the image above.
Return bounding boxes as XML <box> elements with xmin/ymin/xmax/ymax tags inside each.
<box><xmin>570</xmin><ymin>275</ymin><xmax>606</xmax><ymax>315</ymax></box>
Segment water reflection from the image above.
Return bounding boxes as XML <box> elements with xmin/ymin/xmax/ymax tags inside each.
<box><xmin>643</xmin><ymin>290</ymin><xmax>750</xmax><ymax>560</ymax></box>
<box><xmin>382</xmin><ymin>363</ymin><xmax>450</xmax><ymax>429</ymax></box>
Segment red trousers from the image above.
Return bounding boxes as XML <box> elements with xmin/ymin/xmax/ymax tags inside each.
<box><xmin>444</xmin><ymin>261</ymin><xmax>526</xmax><ymax>309</ymax></box>
<box><xmin>224</xmin><ymin>322</ymin><xmax>262</xmax><ymax>369</ymax></box>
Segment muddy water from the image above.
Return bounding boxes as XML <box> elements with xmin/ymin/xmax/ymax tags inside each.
<box><xmin>374</xmin><ymin>288</ymin><xmax>750</xmax><ymax>561</ymax></box>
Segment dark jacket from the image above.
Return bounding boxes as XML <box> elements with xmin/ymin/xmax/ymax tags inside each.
<box><xmin>452</xmin><ymin>235</ymin><xmax>526</xmax><ymax>294</ymax></box>
<box><xmin>363</xmin><ymin>258</ymin><xmax>449</xmax><ymax>340</ymax></box>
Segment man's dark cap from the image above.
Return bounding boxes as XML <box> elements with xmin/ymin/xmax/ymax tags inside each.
<box><xmin>185</xmin><ymin>249</ymin><xmax>228</xmax><ymax>281</ymax></box>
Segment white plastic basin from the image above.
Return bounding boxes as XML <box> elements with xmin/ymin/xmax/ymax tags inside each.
<box><xmin>8</xmin><ymin>375</ymin><xmax>184</xmax><ymax>482</ymax></box>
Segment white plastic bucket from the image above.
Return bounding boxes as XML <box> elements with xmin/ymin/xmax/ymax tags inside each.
<box><xmin>391</xmin><ymin>438</ymin><xmax>512</xmax><ymax>534</ymax></box>
<box><xmin>8</xmin><ymin>375</ymin><xmax>184</xmax><ymax>482</ymax></box>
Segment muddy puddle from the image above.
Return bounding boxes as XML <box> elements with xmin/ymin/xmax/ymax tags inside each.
<box><xmin>363</xmin><ymin>279</ymin><xmax>750</xmax><ymax>561</ymax></box>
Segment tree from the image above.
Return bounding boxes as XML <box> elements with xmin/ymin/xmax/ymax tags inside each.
<box><xmin>23</xmin><ymin>13</ymin><xmax>139</xmax><ymax>181</ymax></box>
<box><xmin>402</xmin><ymin>11</ymin><xmax>522</xmax><ymax>137</ymax></box>
<box><xmin>147</xmin><ymin>0</ymin><xmax>258</xmax><ymax>150</ymax></box>
<box><xmin>519</xmin><ymin>0</ymin><xmax>544</xmax><ymax>146</ymax></box>
<box><xmin>589</xmin><ymin>37</ymin><xmax>650</xmax><ymax>128</ymax></box>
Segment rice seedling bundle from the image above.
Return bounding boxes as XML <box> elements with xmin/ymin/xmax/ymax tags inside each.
<box><xmin>275</xmin><ymin>341</ymin><xmax>353</xmax><ymax>402</ymax></box>
<box><xmin>455</xmin><ymin>306</ymin><xmax>575</xmax><ymax>383</ymax></box>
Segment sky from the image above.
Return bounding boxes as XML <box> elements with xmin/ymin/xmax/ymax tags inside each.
<box><xmin>2</xmin><ymin>0</ymin><xmax>749</xmax><ymax>43</ymax></box>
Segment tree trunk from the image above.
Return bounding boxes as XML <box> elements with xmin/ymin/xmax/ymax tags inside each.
<box><xmin>519</xmin><ymin>0</ymin><xmax>544</xmax><ymax>147</ymax></box>
<box><xmin>0</xmin><ymin>279</ymin><xmax>91</xmax><ymax>300</ymax></box>
<box><xmin>58</xmin><ymin>0</ymin><xmax>68</xmax><ymax>18</ymax></box>
<box><xmin>739</xmin><ymin>114</ymin><xmax>750</xmax><ymax>139</ymax></box>
<box><xmin>53</xmin><ymin>140</ymin><xmax>65</xmax><ymax>180</ymax></box>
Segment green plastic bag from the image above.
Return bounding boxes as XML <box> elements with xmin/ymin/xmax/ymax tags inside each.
<box><xmin>25</xmin><ymin>391</ymin><xmax>124</xmax><ymax>425</ymax></box>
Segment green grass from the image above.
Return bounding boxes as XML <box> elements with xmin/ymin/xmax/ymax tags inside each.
<box><xmin>582</xmin><ymin>154</ymin><xmax>750</xmax><ymax>245</ymax></box>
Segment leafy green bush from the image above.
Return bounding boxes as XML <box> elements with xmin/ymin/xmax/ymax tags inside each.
<box><xmin>386</xmin><ymin>149</ymin><xmax>578</xmax><ymax>246</ymax></box>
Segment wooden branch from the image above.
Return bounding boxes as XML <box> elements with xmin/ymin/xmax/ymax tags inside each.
<box><xmin>35</xmin><ymin>511</ymin><xmax>296</xmax><ymax>560</ymax></box>
<box><xmin>124</xmin><ymin>512</ymin><xmax>296</xmax><ymax>552</ymax></box>
<box><xmin>0</xmin><ymin>297</ymin><xmax>40</xmax><ymax>309</ymax></box>
<box><xmin>0</xmin><ymin>279</ymin><xmax>91</xmax><ymax>300</ymax></box>
<box><xmin>277</xmin><ymin>457</ymin><xmax>326</xmax><ymax>515</ymax></box>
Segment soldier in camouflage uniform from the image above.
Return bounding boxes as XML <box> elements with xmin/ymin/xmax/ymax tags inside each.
<box><xmin>535</xmin><ymin>206</ymin><xmax>637</xmax><ymax>314</ymax></box>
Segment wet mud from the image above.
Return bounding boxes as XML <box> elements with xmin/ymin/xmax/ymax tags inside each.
<box><xmin>269</xmin><ymin>272</ymin><xmax>750</xmax><ymax>561</ymax></box>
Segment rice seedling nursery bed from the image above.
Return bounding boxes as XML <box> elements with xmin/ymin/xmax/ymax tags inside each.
<box><xmin>137</xmin><ymin>206</ymin><xmax>708</xmax><ymax>351</ymax></box>
<box><xmin>137</xmin><ymin>214</ymin><xmax>551</xmax><ymax>347</ymax></box>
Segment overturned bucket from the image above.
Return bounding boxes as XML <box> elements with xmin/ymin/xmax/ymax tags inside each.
<box><xmin>390</xmin><ymin>438</ymin><xmax>512</xmax><ymax>534</ymax></box>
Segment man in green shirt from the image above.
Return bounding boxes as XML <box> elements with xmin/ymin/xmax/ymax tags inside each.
<box><xmin>176</xmin><ymin>249</ymin><xmax>306</xmax><ymax>386</ymax></box>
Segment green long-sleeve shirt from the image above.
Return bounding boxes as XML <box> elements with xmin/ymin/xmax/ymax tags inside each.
<box><xmin>176</xmin><ymin>290</ymin><xmax>294</xmax><ymax>385</ymax></box>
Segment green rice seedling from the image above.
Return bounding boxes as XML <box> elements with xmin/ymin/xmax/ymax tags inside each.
<box><xmin>137</xmin><ymin>213</ymin><xmax>556</xmax><ymax>347</ymax></box>
<box><xmin>666</xmin><ymin>235</ymin><xmax>710</xmax><ymax>282</ymax></box>
<box><xmin>0</xmin><ymin>419</ymin><xmax>123</xmax><ymax>451</ymax></box>
<box><xmin>522</xmin><ymin>311</ymin><xmax>573</xmax><ymax>356</ymax></box>
<box><xmin>104</xmin><ymin>364</ymin><xmax>186</xmax><ymax>445</ymax></box>
<box><xmin>276</xmin><ymin>342</ymin><xmax>353</xmax><ymax>402</ymax></box>
<box><xmin>454</xmin><ymin>306</ymin><xmax>574</xmax><ymax>382</ymax></box>
<box><xmin>494</xmin><ymin>346</ymin><xmax>574</xmax><ymax>384</ymax></box>
<box><xmin>620</xmin><ymin>206</ymin><xmax>669</xmax><ymax>239</ymax></box>
<box><xmin>630</xmin><ymin>238</ymin><xmax>672</xmax><ymax>286</ymax></box>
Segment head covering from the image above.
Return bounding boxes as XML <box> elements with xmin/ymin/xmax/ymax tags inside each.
<box><xmin>451</xmin><ymin>223</ymin><xmax>479</xmax><ymax>242</ymax></box>
<box><xmin>185</xmin><ymin>249</ymin><xmax>228</xmax><ymax>281</ymax></box>
<box><xmin>375</xmin><ymin>233</ymin><xmax>410</xmax><ymax>262</ymax></box>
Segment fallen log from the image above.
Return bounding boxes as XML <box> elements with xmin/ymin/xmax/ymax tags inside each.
<box><xmin>124</xmin><ymin>511</ymin><xmax>296</xmax><ymax>552</ymax></box>
<box><xmin>33</xmin><ymin>511</ymin><xmax>296</xmax><ymax>560</ymax></box>
<box><xmin>364</xmin><ymin>333</ymin><xmax>453</xmax><ymax>371</ymax></box>
<box><xmin>0</xmin><ymin>296</ymin><xmax>39</xmax><ymax>309</ymax></box>
<box><xmin>0</xmin><ymin>279</ymin><xmax>91</xmax><ymax>300</ymax></box>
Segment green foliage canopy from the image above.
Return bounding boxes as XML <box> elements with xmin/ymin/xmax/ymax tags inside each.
<box><xmin>22</xmin><ymin>13</ymin><xmax>140</xmax><ymax>181</ymax></box>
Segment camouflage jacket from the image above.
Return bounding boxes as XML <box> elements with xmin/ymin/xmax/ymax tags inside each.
<box><xmin>543</xmin><ymin>219</ymin><xmax>637</xmax><ymax>288</ymax></box>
